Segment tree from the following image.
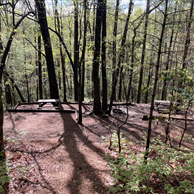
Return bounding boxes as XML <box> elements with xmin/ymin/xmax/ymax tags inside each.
<box><xmin>145</xmin><ymin>0</ymin><xmax>168</xmax><ymax>163</ymax></box>
<box><xmin>92</xmin><ymin>0</ymin><xmax>103</xmax><ymax>114</ymax></box>
<box><xmin>112</xmin><ymin>0</ymin><xmax>119</xmax><ymax>101</ymax></box>
<box><xmin>35</xmin><ymin>0</ymin><xmax>59</xmax><ymax>99</ymax></box>
<box><xmin>137</xmin><ymin>0</ymin><xmax>150</xmax><ymax>103</ymax></box>
<box><xmin>74</xmin><ymin>0</ymin><xmax>79</xmax><ymax>101</ymax></box>
<box><xmin>108</xmin><ymin>0</ymin><xmax>134</xmax><ymax>114</ymax></box>
<box><xmin>101</xmin><ymin>0</ymin><xmax>107</xmax><ymax>112</ymax></box>
<box><xmin>182</xmin><ymin>0</ymin><xmax>193</xmax><ymax>70</ymax></box>
<box><xmin>78</xmin><ymin>0</ymin><xmax>87</xmax><ymax>123</ymax></box>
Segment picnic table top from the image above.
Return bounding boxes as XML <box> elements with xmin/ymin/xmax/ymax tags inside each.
<box><xmin>154</xmin><ymin>100</ymin><xmax>179</xmax><ymax>105</ymax></box>
<box><xmin>37</xmin><ymin>99</ymin><xmax>60</xmax><ymax>103</ymax></box>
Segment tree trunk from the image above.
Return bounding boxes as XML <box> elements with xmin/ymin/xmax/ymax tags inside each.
<box><xmin>137</xmin><ymin>0</ymin><xmax>150</xmax><ymax>103</ymax></box>
<box><xmin>35</xmin><ymin>0</ymin><xmax>59</xmax><ymax>99</ymax></box>
<box><xmin>0</xmin><ymin>15</ymin><xmax>4</xmax><ymax>157</ymax></box>
<box><xmin>92</xmin><ymin>0</ymin><xmax>103</xmax><ymax>114</ymax></box>
<box><xmin>25</xmin><ymin>71</ymin><xmax>30</xmax><ymax>102</ymax></box>
<box><xmin>112</xmin><ymin>0</ymin><xmax>119</xmax><ymax>101</ymax></box>
<box><xmin>182</xmin><ymin>0</ymin><xmax>193</xmax><ymax>69</ymax></box>
<box><xmin>38</xmin><ymin>34</ymin><xmax>43</xmax><ymax>99</ymax></box>
<box><xmin>101</xmin><ymin>0</ymin><xmax>107</xmax><ymax>112</ymax></box>
<box><xmin>4</xmin><ymin>73</ymin><xmax>12</xmax><ymax>106</ymax></box>
<box><xmin>127</xmin><ymin>15</ymin><xmax>144</xmax><ymax>101</ymax></box>
<box><xmin>118</xmin><ymin>66</ymin><xmax>123</xmax><ymax>101</ymax></box>
<box><xmin>78</xmin><ymin>0</ymin><xmax>87</xmax><ymax>123</ymax></box>
<box><xmin>74</xmin><ymin>1</ymin><xmax>79</xmax><ymax>101</ymax></box>
<box><xmin>108</xmin><ymin>0</ymin><xmax>133</xmax><ymax>114</ymax></box>
<box><xmin>161</xmin><ymin>4</ymin><xmax>177</xmax><ymax>100</ymax></box>
<box><xmin>179</xmin><ymin>100</ymin><xmax>191</xmax><ymax>147</ymax></box>
<box><xmin>145</xmin><ymin>0</ymin><xmax>168</xmax><ymax>163</ymax></box>
<box><xmin>145</xmin><ymin>61</ymin><xmax>153</xmax><ymax>103</ymax></box>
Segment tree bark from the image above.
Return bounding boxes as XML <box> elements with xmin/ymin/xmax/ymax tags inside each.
<box><xmin>101</xmin><ymin>0</ymin><xmax>107</xmax><ymax>112</ymax></box>
<box><xmin>127</xmin><ymin>15</ymin><xmax>144</xmax><ymax>101</ymax></box>
<box><xmin>112</xmin><ymin>0</ymin><xmax>119</xmax><ymax>101</ymax></box>
<box><xmin>92</xmin><ymin>0</ymin><xmax>103</xmax><ymax>114</ymax></box>
<box><xmin>108</xmin><ymin>0</ymin><xmax>133</xmax><ymax>114</ymax></box>
<box><xmin>145</xmin><ymin>0</ymin><xmax>168</xmax><ymax>163</ymax></box>
<box><xmin>78</xmin><ymin>0</ymin><xmax>87</xmax><ymax>123</ymax></box>
<box><xmin>161</xmin><ymin>3</ymin><xmax>177</xmax><ymax>100</ymax></box>
<box><xmin>137</xmin><ymin>0</ymin><xmax>150</xmax><ymax>103</ymax></box>
<box><xmin>74</xmin><ymin>1</ymin><xmax>79</xmax><ymax>101</ymax></box>
<box><xmin>182</xmin><ymin>0</ymin><xmax>193</xmax><ymax>69</ymax></box>
<box><xmin>35</xmin><ymin>0</ymin><xmax>59</xmax><ymax>99</ymax></box>
<box><xmin>38</xmin><ymin>34</ymin><xmax>43</xmax><ymax>99</ymax></box>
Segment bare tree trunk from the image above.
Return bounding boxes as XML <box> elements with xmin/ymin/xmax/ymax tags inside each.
<box><xmin>182</xmin><ymin>0</ymin><xmax>193</xmax><ymax>69</ymax></box>
<box><xmin>179</xmin><ymin>100</ymin><xmax>191</xmax><ymax>147</ymax></box>
<box><xmin>92</xmin><ymin>0</ymin><xmax>103</xmax><ymax>114</ymax></box>
<box><xmin>145</xmin><ymin>61</ymin><xmax>153</xmax><ymax>103</ymax></box>
<box><xmin>38</xmin><ymin>34</ymin><xmax>43</xmax><ymax>99</ymax></box>
<box><xmin>35</xmin><ymin>0</ymin><xmax>59</xmax><ymax>99</ymax></box>
<box><xmin>4</xmin><ymin>73</ymin><xmax>12</xmax><ymax>107</ymax></box>
<box><xmin>74</xmin><ymin>1</ymin><xmax>79</xmax><ymax>101</ymax></box>
<box><xmin>118</xmin><ymin>66</ymin><xmax>123</xmax><ymax>101</ymax></box>
<box><xmin>127</xmin><ymin>16</ymin><xmax>144</xmax><ymax>101</ymax></box>
<box><xmin>161</xmin><ymin>4</ymin><xmax>177</xmax><ymax>100</ymax></box>
<box><xmin>78</xmin><ymin>0</ymin><xmax>87</xmax><ymax>123</ymax></box>
<box><xmin>108</xmin><ymin>0</ymin><xmax>133</xmax><ymax>115</ymax></box>
<box><xmin>0</xmin><ymin>18</ymin><xmax>5</xmax><ymax>157</ymax></box>
<box><xmin>145</xmin><ymin>0</ymin><xmax>168</xmax><ymax>163</ymax></box>
<box><xmin>61</xmin><ymin>51</ymin><xmax>66</xmax><ymax>102</ymax></box>
<box><xmin>101</xmin><ymin>0</ymin><xmax>107</xmax><ymax>112</ymax></box>
<box><xmin>112</xmin><ymin>0</ymin><xmax>119</xmax><ymax>101</ymax></box>
<box><xmin>137</xmin><ymin>0</ymin><xmax>150</xmax><ymax>103</ymax></box>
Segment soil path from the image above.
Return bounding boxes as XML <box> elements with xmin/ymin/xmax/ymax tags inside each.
<box><xmin>3</xmin><ymin>103</ymin><xmax>194</xmax><ymax>193</ymax></box>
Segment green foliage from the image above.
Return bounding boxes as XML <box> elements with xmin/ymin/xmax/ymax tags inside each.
<box><xmin>0</xmin><ymin>129</ymin><xmax>31</xmax><ymax>192</ymax></box>
<box><xmin>106</xmin><ymin>133</ymin><xmax>194</xmax><ymax>194</ymax></box>
<box><xmin>160</xmin><ymin>66</ymin><xmax>194</xmax><ymax>105</ymax></box>
<box><xmin>5</xmin><ymin>128</ymin><xmax>29</xmax><ymax>144</ymax></box>
<box><xmin>0</xmin><ymin>152</ymin><xmax>11</xmax><ymax>193</ymax></box>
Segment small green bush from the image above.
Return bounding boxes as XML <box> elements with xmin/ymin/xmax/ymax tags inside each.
<box><xmin>106</xmin><ymin>133</ymin><xmax>194</xmax><ymax>194</ymax></box>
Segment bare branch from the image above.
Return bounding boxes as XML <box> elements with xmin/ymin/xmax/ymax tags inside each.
<box><xmin>25</xmin><ymin>37</ymin><xmax>46</xmax><ymax>58</ymax></box>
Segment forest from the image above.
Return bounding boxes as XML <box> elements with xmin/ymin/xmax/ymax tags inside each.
<box><xmin>0</xmin><ymin>0</ymin><xmax>194</xmax><ymax>193</ymax></box>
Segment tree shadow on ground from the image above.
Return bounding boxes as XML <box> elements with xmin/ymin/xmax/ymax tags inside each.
<box><xmin>58</xmin><ymin>105</ymin><xmax>109</xmax><ymax>194</ymax></box>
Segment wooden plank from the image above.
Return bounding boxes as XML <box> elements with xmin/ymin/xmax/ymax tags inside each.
<box><xmin>154</xmin><ymin>100</ymin><xmax>170</xmax><ymax>106</ymax></box>
<box><xmin>38</xmin><ymin>99</ymin><xmax>60</xmax><ymax>103</ymax></box>
<box><xmin>37</xmin><ymin>106</ymin><xmax>59</xmax><ymax>109</ymax></box>
<box><xmin>142</xmin><ymin>115</ymin><xmax>193</xmax><ymax>121</ymax></box>
<box><xmin>8</xmin><ymin>109</ymin><xmax>75</xmax><ymax>113</ymax></box>
<box><xmin>13</xmin><ymin>103</ymin><xmax>20</xmax><ymax>110</ymax></box>
<box><xmin>154</xmin><ymin>100</ymin><xmax>179</xmax><ymax>106</ymax></box>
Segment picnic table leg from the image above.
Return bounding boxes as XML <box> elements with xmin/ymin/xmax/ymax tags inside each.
<box><xmin>38</xmin><ymin>102</ymin><xmax>47</xmax><ymax>109</ymax></box>
<box><xmin>51</xmin><ymin>102</ymin><xmax>59</xmax><ymax>109</ymax></box>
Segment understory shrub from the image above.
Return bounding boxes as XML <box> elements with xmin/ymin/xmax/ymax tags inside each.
<box><xmin>106</xmin><ymin>133</ymin><xmax>194</xmax><ymax>194</ymax></box>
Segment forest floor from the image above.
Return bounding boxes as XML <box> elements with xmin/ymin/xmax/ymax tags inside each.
<box><xmin>3</xmin><ymin>103</ymin><xmax>194</xmax><ymax>194</ymax></box>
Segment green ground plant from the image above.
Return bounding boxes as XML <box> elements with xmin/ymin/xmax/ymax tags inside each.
<box><xmin>0</xmin><ymin>151</ymin><xmax>11</xmax><ymax>193</ymax></box>
<box><xmin>105</xmin><ymin>132</ymin><xmax>194</xmax><ymax>194</ymax></box>
<box><xmin>0</xmin><ymin>129</ymin><xmax>30</xmax><ymax>193</ymax></box>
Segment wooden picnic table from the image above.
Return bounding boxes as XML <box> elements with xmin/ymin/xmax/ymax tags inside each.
<box><xmin>37</xmin><ymin>99</ymin><xmax>60</xmax><ymax>109</ymax></box>
<box><xmin>154</xmin><ymin>100</ymin><xmax>179</xmax><ymax>112</ymax></box>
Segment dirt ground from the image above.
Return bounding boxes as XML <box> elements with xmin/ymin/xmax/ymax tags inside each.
<box><xmin>3</xmin><ymin>103</ymin><xmax>194</xmax><ymax>194</ymax></box>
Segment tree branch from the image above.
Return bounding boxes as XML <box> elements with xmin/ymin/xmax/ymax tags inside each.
<box><xmin>0</xmin><ymin>11</ymin><xmax>35</xmax><ymax>81</ymax></box>
<box><xmin>48</xmin><ymin>27</ymin><xmax>76</xmax><ymax>75</ymax></box>
<box><xmin>25</xmin><ymin>37</ymin><xmax>46</xmax><ymax>58</ymax></box>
